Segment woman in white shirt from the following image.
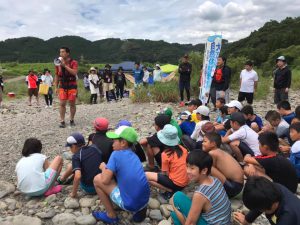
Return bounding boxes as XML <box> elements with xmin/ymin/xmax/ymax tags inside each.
<box><xmin>153</xmin><ymin>64</ymin><xmax>163</xmax><ymax>82</ymax></box>
<box><xmin>88</xmin><ymin>67</ymin><xmax>100</xmax><ymax>104</ymax></box>
<box><xmin>41</xmin><ymin>69</ymin><xmax>53</xmax><ymax>108</ymax></box>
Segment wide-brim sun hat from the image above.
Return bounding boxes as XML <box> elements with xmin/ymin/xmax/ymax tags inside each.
<box><xmin>157</xmin><ymin>124</ymin><xmax>180</xmax><ymax>146</ymax></box>
<box><xmin>89</xmin><ymin>67</ymin><xmax>96</xmax><ymax>73</ymax></box>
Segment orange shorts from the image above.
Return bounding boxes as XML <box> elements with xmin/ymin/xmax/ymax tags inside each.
<box><xmin>59</xmin><ymin>89</ymin><xmax>77</xmax><ymax>101</ymax></box>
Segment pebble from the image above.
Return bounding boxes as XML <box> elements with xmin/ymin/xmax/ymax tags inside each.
<box><xmin>45</xmin><ymin>194</ymin><xmax>57</xmax><ymax>204</ymax></box>
<box><xmin>148</xmin><ymin>198</ymin><xmax>160</xmax><ymax>209</ymax></box>
<box><xmin>160</xmin><ymin>204</ymin><xmax>171</xmax><ymax>218</ymax></box>
<box><xmin>79</xmin><ymin>197</ymin><xmax>95</xmax><ymax>208</ymax></box>
<box><xmin>158</xmin><ymin>220</ymin><xmax>172</xmax><ymax>225</ymax></box>
<box><xmin>0</xmin><ymin>215</ymin><xmax>42</xmax><ymax>225</ymax></box>
<box><xmin>149</xmin><ymin>209</ymin><xmax>163</xmax><ymax>221</ymax></box>
<box><xmin>35</xmin><ymin>209</ymin><xmax>56</xmax><ymax>219</ymax></box>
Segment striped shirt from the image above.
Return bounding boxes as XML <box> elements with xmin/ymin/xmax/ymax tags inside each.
<box><xmin>196</xmin><ymin>177</ymin><xmax>231</xmax><ymax>225</ymax></box>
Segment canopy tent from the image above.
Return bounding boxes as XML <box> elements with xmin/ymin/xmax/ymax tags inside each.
<box><xmin>160</xmin><ymin>64</ymin><xmax>178</xmax><ymax>74</ymax></box>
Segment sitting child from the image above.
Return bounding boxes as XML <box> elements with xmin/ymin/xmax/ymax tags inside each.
<box><xmin>243</xmin><ymin>132</ymin><xmax>298</xmax><ymax>193</ymax></box>
<box><xmin>292</xmin><ymin>105</ymin><xmax>300</xmax><ymax>124</ymax></box>
<box><xmin>222</xmin><ymin>112</ymin><xmax>260</xmax><ymax>162</ymax></box>
<box><xmin>234</xmin><ymin>176</ymin><xmax>300</xmax><ymax>225</ymax></box>
<box><xmin>202</xmin><ymin>133</ymin><xmax>244</xmax><ymax>198</ymax></box>
<box><xmin>277</xmin><ymin>100</ymin><xmax>295</xmax><ymax>125</ymax></box>
<box><xmin>171</xmin><ymin>150</ymin><xmax>231</xmax><ymax>225</ymax></box>
<box><xmin>161</xmin><ymin>107</ymin><xmax>183</xmax><ymax>139</ymax></box>
<box><xmin>58</xmin><ymin>132</ymin><xmax>102</xmax><ymax>196</ymax></box>
<box><xmin>241</xmin><ymin>105</ymin><xmax>263</xmax><ymax>132</ymax></box>
<box><xmin>15</xmin><ymin>138</ymin><xmax>63</xmax><ymax>197</ymax></box>
<box><xmin>140</xmin><ymin>114</ymin><xmax>171</xmax><ymax>171</ymax></box>
<box><xmin>264</xmin><ymin>110</ymin><xmax>290</xmax><ymax>140</ymax></box>
<box><xmin>146</xmin><ymin>124</ymin><xmax>189</xmax><ymax>200</ymax></box>
<box><xmin>187</xmin><ymin>99</ymin><xmax>202</xmax><ymax>123</ymax></box>
<box><xmin>88</xmin><ymin>117</ymin><xmax>113</xmax><ymax>163</ymax></box>
<box><xmin>178</xmin><ymin>111</ymin><xmax>196</xmax><ymax>136</ymax></box>
<box><xmin>289</xmin><ymin>122</ymin><xmax>300</xmax><ymax>180</ymax></box>
<box><xmin>191</xmin><ymin>106</ymin><xmax>210</xmax><ymax>143</ymax></box>
<box><xmin>215</xmin><ymin>97</ymin><xmax>226</xmax><ymax>123</ymax></box>
<box><xmin>92</xmin><ymin>126</ymin><xmax>150</xmax><ymax>224</ymax></box>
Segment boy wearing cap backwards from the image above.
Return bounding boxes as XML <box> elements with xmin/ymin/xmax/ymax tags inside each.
<box><xmin>202</xmin><ymin>132</ymin><xmax>244</xmax><ymax>198</ymax></box>
<box><xmin>58</xmin><ymin>132</ymin><xmax>103</xmax><ymax>197</ymax></box>
<box><xmin>273</xmin><ymin>56</ymin><xmax>291</xmax><ymax>104</ymax></box>
<box><xmin>88</xmin><ymin>118</ymin><xmax>113</xmax><ymax>163</ymax></box>
<box><xmin>234</xmin><ymin>176</ymin><xmax>300</xmax><ymax>225</ymax></box>
<box><xmin>92</xmin><ymin>126</ymin><xmax>150</xmax><ymax>224</ymax></box>
<box><xmin>222</xmin><ymin>112</ymin><xmax>260</xmax><ymax>163</ymax></box>
<box><xmin>243</xmin><ymin>132</ymin><xmax>298</xmax><ymax>193</ymax></box>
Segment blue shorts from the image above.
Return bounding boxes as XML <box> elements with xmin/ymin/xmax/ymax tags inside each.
<box><xmin>27</xmin><ymin>168</ymin><xmax>57</xmax><ymax>197</ymax></box>
<box><xmin>110</xmin><ymin>186</ymin><xmax>125</xmax><ymax>210</ymax></box>
<box><xmin>80</xmin><ymin>182</ymin><xmax>96</xmax><ymax>194</ymax></box>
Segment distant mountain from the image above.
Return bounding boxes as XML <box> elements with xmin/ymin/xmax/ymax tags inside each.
<box><xmin>0</xmin><ymin>36</ymin><xmax>204</xmax><ymax>64</ymax></box>
<box><xmin>222</xmin><ymin>17</ymin><xmax>300</xmax><ymax>65</ymax></box>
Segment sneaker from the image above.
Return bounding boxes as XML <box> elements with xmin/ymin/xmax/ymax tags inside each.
<box><xmin>49</xmin><ymin>105</ymin><xmax>53</xmax><ymax>108</ymax></box>
<box><xmin>132</xmin><ymin>206</ymin><xmax>147</xmax><ymax>223</ymax></box>
<box><xmin>59</xmin><ymin>121</ymin><xmax>66</xmax><ymax>128</ymax></box>
<box><xmin>159</xmin><ymin>191</ymin><xmax>174</xmax><ymax>201</ymax></box>
<box><xmin>45</xmin><ymin>105</ymin><xmax>49</xmax><ymax>109</ymax></box>
<box><xmin>92</xmin><ymin>211</ymin><xmax>119</xmax><ymax>224</ymax></box>
<box><xmin>44</xmin><ymin>185</ymin><xmax>62</xmax><ymax>197</ymax></box>
<box><xmin>70</xmin><ymin>120</ymin><xmax>75</xmax><ymax>127</ymax></box>
<box><xmin>179</xmin><ymin>101</ymin><xmax>185</xmax><ymax>107</ymax></box>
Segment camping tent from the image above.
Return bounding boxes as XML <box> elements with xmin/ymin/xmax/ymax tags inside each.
<box><xmin>160</xmin><ymin>64</ymin><xmax>178</xmax><ymax>74</ymax></box>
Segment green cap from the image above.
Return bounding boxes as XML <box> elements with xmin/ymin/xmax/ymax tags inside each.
<box><xmin>164</xmin><ymin>107</ymin><xmax>173</xmax><ymax>117</ymax></box>
<box><xmin>106</xmin><ymin>126</ymin><xmax>138</xmax><ymax>143</ymax></box>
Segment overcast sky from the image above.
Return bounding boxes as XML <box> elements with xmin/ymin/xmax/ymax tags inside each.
<box><xmin>0</xmin><ymin>0</ymin><xmax>299</xmax><ymax>44</ymax></box>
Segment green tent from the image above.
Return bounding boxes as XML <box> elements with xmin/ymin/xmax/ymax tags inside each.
<box><xmin>160</xmin><ymin>64</ymin><xmax>178</xmax><ymax>74</ymax></box>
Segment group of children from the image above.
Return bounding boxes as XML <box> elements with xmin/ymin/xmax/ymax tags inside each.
<box><xmin>15</xmin><ymin>97</ymin><xmax>300</xmax><ymax>225</ymax></box>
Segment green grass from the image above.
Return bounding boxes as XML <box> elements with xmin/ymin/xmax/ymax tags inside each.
<box><xmin>2</xmin><ymin>80</ymin><xmax>28</xmax><ymax>101</ymax></box>
<box><xmin>291</xmin><ymin>69</ymin><xmax>300</xmax><ymax>89</ymax></box>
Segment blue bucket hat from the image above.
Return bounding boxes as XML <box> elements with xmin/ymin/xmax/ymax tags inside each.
<box><xmin>157</xmin><ymin>124</ymin><xmax>180</xmax><ymax>146</ymax></box>
<box><xmin>116</xmin><ymin>120</ymin><xmax>132</xmax><ymax>128</ymax></box>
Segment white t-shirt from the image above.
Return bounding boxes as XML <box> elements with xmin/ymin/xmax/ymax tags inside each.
<box><xmin>88</xmin><ymin>74</ymin><xmax>100</xmax><ymax>94</ymax></box>
<box><xmin>41</xmin><ymin>74</ymin><xmax>53</xmax><ymax>87</ymax></box>
<box><xmin>15</xmin><ymin>153</ymin><xmax>47</xmax><ymax>194</ymax></box>
<box><xmin>275</xmin><ymin>119</ymin><xmax>289</xmax><ymax>138</ymax></box>
<box><xmin>291</xmin><ymin>140</ymin><xmax>300</xmax><ymax>154</ymax></box>
<box><xmin>191</xmin><ymin>120</ymin><xmax>209</xmax><ymax>142</ymax></box>
<box><xmin>228</xmin><ymin>125</ymin><xmax>260</xmax><ymax>156</ymax></box>
<box><xmin>239</xmin><ymin>69</ymin><xmax>258</xmax><ymax>93</ymax></box>
<box><xmin>153</xmin><ymin>69</ymin><xmax>162</xmax><ymax>82</ymax></box>
<box><xmin>143</xmin><ymin>71</ymin><xmax>150</xmax><ymax>83</ymax></box>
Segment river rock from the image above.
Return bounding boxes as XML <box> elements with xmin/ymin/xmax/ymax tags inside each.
<box><xmin>36</xmin><ymin>209</ymin><xmax>56</xmax><ymax>219</ymax></box>
<box><xmin>149</xmin><ymin>209</ymin><xmax>163</xmax><ymax>221</ymax></box>
<box><xmin>160</xmin><ymin>204</ymin><xmax>171</xmax><ymax>218</ymax></box>
<box><xmin>0</xmin><ymin>181</ymin><xmax>15</xmax><ymax>198</ymax></box>
<box><xmin>158</xmin><ymin>220</ymin><xmax>172</xmax><ymax>225</ymax></box>
<box><xmin>148</xmin><ymin>198</ymin><xmax>160</xmax><ymax>209</ymax></box>
<box><xmin>52</xmin><ymin>213</ymin><xmax>76</xmax><ymax>225</ymax></box>
<box><xmin>64</xmin><ymin>197</ymin><xmax>79</xmax><ymax>209</ymax></box>
<box><xmin>75</xmin><ymin>215</ymin><xmax>97</xmax><ymax>225</ymax></box>
<box><xmin>1</xmin><ymin>215</ymin><xmax>42</xmax><ymax>225</ymax></box>
<box><xmin>79</xmin><ymin>198</ymin><xmax>95</xmax><ymax>208</ymax></box>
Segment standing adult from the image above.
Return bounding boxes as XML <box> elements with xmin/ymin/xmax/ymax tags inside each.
<box><xmin>41</xmin><ymin>69</ymin><xmax>54</xmax><ymax>108</ymax></box>
<box><xmin>274</xmin><ymin>56</ymin><xmax>291</xmax><ymax>104</ymax></box>
<box><xmin>133</xmin><ymin>62</ymin><xmax>144</xmax><ymax>88</ymax></box>
<box><xmin>210</xmin><ymin>56</ymin><xmax>231</xmax><ymax>109</ymax></box>
<box><xmin>0</xmin><ymin>75</ymin><xmax>3</xmax><ymax>108</ymax></box>
<box><xmin>54</xmin><ymin>47</ymin><xmax>78</xmax><ymax>128</ymax></box>
<box><xmin>25</xmin><ymin>69</ymin><xmax>39</xmax><ymax>106</ymax></box>
<box><xmin>178</xmin><ymin>54</ymin><xmax>192</xmax><ymax>107</ymax></box>
<box><xmin>153</xmin><ymin>64</ymin><xmax>162</xmax><ymax>83</ymax></box>
<box><xmin>88</xmin><ymin>67</ymin><xmax>99</xmax><ymax>104</ymax></box>
<box><xmin>102</xmin><ymin>64</ymin><xmax>116</xmax><ymax>102</ymax></box>
<box><xmin>238</xmin><ymin>61</ymin><xmax>258</xmax><ymax>105</ymax></box>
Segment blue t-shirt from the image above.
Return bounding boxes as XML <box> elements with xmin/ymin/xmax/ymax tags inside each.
<box><xmin>283</xmin><ymin>112</ymin><xmax>296</xmax><ymax>125</ymax></box>
<box><xmin>246</xmin><ymin>114</ymin><xmax>263</xmax><ymax>130</ymax></box>
<box><xmin>106</xmin><ymin>149</ymin><xmax>150</xmax><ymax>211</ymax></box>
<box><xmin>132</xmin><ymin>68</ymin><xmax>144</xmax><ymax>84</ymax></box>
<box><xmin>180</xmin><ymin>121</ymin><xmax>196</xmax><ymax>136</ymax></box>
<box><xmin>72</xmin><ymin>144</ymin><xmax>102</xmax><ymax>186</ymax></box>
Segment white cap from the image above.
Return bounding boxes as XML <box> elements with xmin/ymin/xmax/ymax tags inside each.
<box><xmin>276</xmin><ymin>56</ymin><xmax>286</xmax><ymax>62</ymax></box>
<box><xmin>194</xmin><ymin>106</ymin><xmax>210</xmax><ymax>116</ymax></box>
<box><xmin>155</xmin><ymin>64</ymin><xmax>160</xmax><ymax>68</ymax></box>
<box><xmin>226</xmin><ymin>100</ymin><xmax>243</xmax><ymax>111</ymax></box>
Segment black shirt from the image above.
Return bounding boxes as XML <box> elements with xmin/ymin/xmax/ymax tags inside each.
<box><xmin>211</xmin><ymin>65</ymin><xmax>231</xmax><ymax>91</ymax></box>
<box><xmin>256</xmin><ymin>155</ymin><xmax>298</xmax><ymax>193</ymax></box>
<box><xmin>114</xmin><ymin>72</ymin><xmax>127</xmax><ymax>86</ymax></box>
<box><xmin>90</xmin><ymin>131</ymin><xmax>113</xmax><ymax>163</ymax></box>
<box><xmin>274</xmin><ymin>66</ymin><xmax>291</xmax><ymax>89</ymax></box>
<box><xmin>102</xmin><ymin>70</ymin><xmax>113</xmax><ymax>83</ymax></box>
<box><xmin>178</xmin><ymin>62</ymin><xmax>192</xmax><ymax>82</ymax></box>
<box><xmin>72</xmin><ymin>144</ymin><xmax>102</xmax><ymax>186</ymax></box>
<box><xmin>246</xmin><ymin>183</ymin><xmax>300</xmax><ymax>225</ymax></box>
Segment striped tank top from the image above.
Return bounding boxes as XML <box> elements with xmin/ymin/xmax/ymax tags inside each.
<box><xmin>196</xmin><ymin>176</ymin><xmax>231</xmax><ymax>225</ymax></box>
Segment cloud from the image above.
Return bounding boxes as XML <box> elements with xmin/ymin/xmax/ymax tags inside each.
<box><xmin>0</xmin><ymin>0</ymin><xmax>299</xmax><ymax>44</ymax></box>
